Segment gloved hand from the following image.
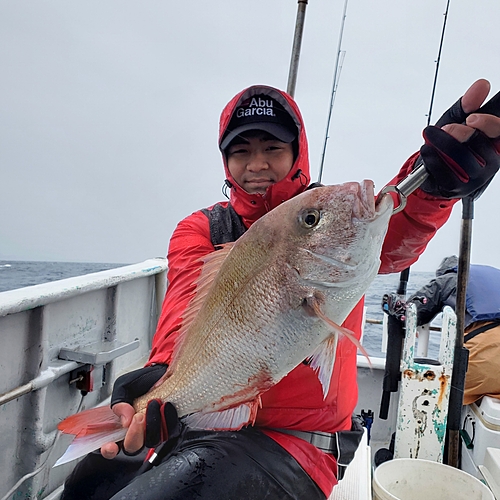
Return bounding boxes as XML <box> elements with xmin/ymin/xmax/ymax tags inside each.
<box><xmin>107</xmin><ymin>364</ymin><xmax>181</xmax><ymax>456</ymax></box>
<box><xmin>111</xmin><ymin>364</ymin><xmax>168</xmax><ymax>407</ymax></box>
<box><xmin>419</xmin><ymin>86</ymin><xmax>500</xmax><ymax>199</ymax></box>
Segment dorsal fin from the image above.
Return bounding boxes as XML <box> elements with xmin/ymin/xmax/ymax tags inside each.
<box><xmin>171</xmin><ymin>243</ymin><xmax>235</xmax><ymax>364</ymax></box>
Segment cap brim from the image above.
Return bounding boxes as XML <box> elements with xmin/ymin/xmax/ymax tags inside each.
<box><xmin>220</xmin><ymin>123</ymin><xmax>296</xmax><ymax>150</ymax></box>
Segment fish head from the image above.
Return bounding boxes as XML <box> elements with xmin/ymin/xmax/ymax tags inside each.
<box><xmin>267</xmin><ymin>180</ymin><xmax>393</xmax><ymax>324</ymax></box>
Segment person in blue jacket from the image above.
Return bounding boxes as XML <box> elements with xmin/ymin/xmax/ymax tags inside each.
<box><xmin>409</xmin><ymin>255</ymin><xmax>500</xmax><ymax>405</ymax></box>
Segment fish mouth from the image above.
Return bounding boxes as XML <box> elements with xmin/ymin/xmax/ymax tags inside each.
<box><xmin>357</xmin><ymin>180</ymin><xmax>393</xmax><ymax>221</ymax></box>
<box><xmin>374</xmin><ymin>191</ymin><xmax>393</xmax><ymax>217</ymax></box>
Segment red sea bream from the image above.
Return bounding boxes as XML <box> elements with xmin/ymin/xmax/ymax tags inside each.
<box><xmin>56</xmin><ymin>180</ymin><xmax>393</xmax><ymax>465</ymax></box>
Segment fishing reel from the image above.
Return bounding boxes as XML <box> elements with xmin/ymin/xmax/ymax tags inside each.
<box><xmin>382</xmin><ymin>293</ymin><xmax>427</xmax><ymax>322</ymax></box>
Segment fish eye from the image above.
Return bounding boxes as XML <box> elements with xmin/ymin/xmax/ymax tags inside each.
<box><xmin>299</xmin><ymin>209</ymin><xmax>321</xmax><ymax>228</ymax></box>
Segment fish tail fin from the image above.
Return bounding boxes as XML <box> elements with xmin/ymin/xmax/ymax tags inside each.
<box><xmin>57</xmin><ymin>405</ymin><xmax>122</xmax><ymax>435</ymax></box>
<box><xmin>55</xmin><ymin>406</ymin><xmax>126</xmax><ymax>467</ymax></box>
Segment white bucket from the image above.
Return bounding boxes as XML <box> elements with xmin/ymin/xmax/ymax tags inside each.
<box><xmin>373</xmin><ymin>458</ymin><xmax>494</xmax><ymax>500</ymax></box>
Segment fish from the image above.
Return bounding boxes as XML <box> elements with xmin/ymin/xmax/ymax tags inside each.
<box><xmin>55</xmin><ymin>180</ymin><xmax>393</xmax><ymax>466</ymax></box>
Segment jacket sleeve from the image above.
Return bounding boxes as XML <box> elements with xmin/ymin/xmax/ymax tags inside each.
<box><xmin>379</xmin><ymin>152</ymin><xmax>458</xmax><ymax>274</ymax></box>
<box><xmin>147</xmin><ymin>210</ymin><xmax>214</xmax><ymax>366</ymax></box>
<box><xmin>408</xmin><ymin>273</ymin><xmax>457</xmax><ymax>326</ymax></box>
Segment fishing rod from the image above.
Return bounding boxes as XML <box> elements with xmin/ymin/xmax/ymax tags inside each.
<box><xmin>287</xmin><ymin>0</ymin><xmax>309</xmax><ymax>98</ymax></box>
<box><xmin>427</xmin><ymin>0</ymin><xmax>451</xmax><ymax>127</ymax></box>
<box><xmin>401</xmin><ymin>0</ymin><xmax>470</xmax><ymax>469</ymax></box>
<box><xmin>379</xmin><ymin>0</ymin><xmax>475</xmax><ymax>468</ymax></box>
<box><xmin>287</xmin><ymin>0</ymin><xmax>349</xmax><ymax>182</ymax></box>
<box><xmin>378</xmin><ymin>0</ymin><xmax>452</xmax><ymax>423</ymax></box>
<box><xmin>318</xmin><ymin>0</ymin><xmax>349</xmax><ymax>183</ymax></box>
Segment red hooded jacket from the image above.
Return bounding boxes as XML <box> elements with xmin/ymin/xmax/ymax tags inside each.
<box><xmin>148</xmin><ymin>85</ymin><xmax>456</xmax><ymax>496</ymax></box>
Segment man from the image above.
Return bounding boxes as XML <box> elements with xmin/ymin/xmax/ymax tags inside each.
<box><xmin>62</xmin><ymin>80</ymin><xmax>500</xmax><ymax>499</ymax></box>
<box><xmin>409</xmin><ymin>255</ymin><xmax>500</xmax><ymax>406</ymax></box>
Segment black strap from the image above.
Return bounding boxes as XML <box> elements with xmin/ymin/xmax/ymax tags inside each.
<box><xmin>335</xmin><ymin>416</ymin><xmax>364</xmax><ymax>480</ymax></box>
<box><xmin>270</xmin><ymin>416</ymin><xmax>364</xmax><ymax>480</ymax></box>
<box><xmin>464</xmin><ymin>318</ymin><xmax>500</xmax><ymax>343</ymax></box>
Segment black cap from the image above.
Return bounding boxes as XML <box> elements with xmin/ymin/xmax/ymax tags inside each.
<box><xmin>220</xmin><ymin>94</ymin><xmax>298</xmax><ymax>150</ymax></box>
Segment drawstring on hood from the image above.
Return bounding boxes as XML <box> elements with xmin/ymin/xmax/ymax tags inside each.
<box><xmin>218</xmin><ymin>85</ymin><xmax>311</xmax><ymax>227</ymax></box>
<box><xmin>222</xmin><ymin>179</ymin><xmax>233</xmax><ymax>200</ymax></box>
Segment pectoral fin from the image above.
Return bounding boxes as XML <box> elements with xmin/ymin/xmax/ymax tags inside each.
<box><xmin>303</xmin><ymin>294</ymin><xmax>372</xmax><ymax>398</ymax></box>
<box><xmin>304</xmin><ymin>294</ymin><xmax>371</xmax><ymax>363</ymax></box>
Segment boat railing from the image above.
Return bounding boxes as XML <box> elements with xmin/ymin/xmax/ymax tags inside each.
<box><xmin>0</xmin><ymin>258</ymin><xmax>167</xmax><ymax>499</ymax></box>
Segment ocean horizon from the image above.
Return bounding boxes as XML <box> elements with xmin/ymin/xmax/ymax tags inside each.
<box><xmin>0</xmin><ymin>259</ymin><xmax>439</xmax><ymax>358</ymax></box>
<box><xmin>0</xmin><ymin>259</ymin><xmax>129</xmax><ymax>293</ymax></box>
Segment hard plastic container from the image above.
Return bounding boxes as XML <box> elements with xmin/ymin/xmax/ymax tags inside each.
<box><xmin>461</xmin><ymin>396</ymin><xmax>500</xmax><ymax>479</ymax></box>
<box><xmin>479</xmin><ymin>448</ymin><xmax>500</xmax><ymax>499</ymax></box>
<box><xmin>372</xmin><ymin>458</ymin><xmax>494</xmax><ymax>500</ymax></box>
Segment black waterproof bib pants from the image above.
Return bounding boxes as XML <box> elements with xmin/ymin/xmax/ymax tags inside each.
<box><xmin>61</xmin><ymin>427</ymin><xmax>326</xmax><ymax>500</ymax></box>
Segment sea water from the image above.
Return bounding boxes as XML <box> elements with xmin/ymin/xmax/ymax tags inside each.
<box><xmin>0</xmin><ymin>260</ymin><xmax>126</xmax><ymax>292</ymax></box>
<box><xmin>0</xmin><ymin>260</ymin><xmax>438</xmax><ymax>357</ymax></box>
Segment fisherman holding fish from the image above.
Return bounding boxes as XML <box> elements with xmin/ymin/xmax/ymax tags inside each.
<box><xmin>61</xmin><ymin>79</ymin><xmax>500</xmax><ymax>499</ymax></box>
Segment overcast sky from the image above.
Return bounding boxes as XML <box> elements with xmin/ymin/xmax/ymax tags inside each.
<box><xmin>1</xmin><ymin>0</ymin><xmax>500</xmax><ymax>272</ymax></box>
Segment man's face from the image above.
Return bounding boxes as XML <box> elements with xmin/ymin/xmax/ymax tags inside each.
<box><xmin>226</xmin><ymin>131</ymin><xmax>294</xmax><ymax>194</ymax></box>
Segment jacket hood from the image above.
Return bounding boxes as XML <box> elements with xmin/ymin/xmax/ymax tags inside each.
<box><xmin>436</xmin><ymin>255</ymin><xmax>458</xmax><ymax>277</ymax></box>
<box><xmin>218</xmin><ymin>85</ymin><xmax>311</xmax><ymax>227</ymax></box>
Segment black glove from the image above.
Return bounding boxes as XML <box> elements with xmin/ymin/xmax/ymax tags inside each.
<box><xmin>145</xmin><ymin>400</ymin><xmax>182</xmax><ymax>448</ymax></box>
<box><xmin>111</xmin><ymin>364</ymin><xmax>182</xmax><ymax>452</ymax></box>
<box><xmin>111</xmin><ymin>364</ymin><xmax>168</xmax><ymax>407</ymax></box>
<box><xmin>419</xmin><ymin>91</ymin><xmax>500</xmax><ymax>199</ymax></box>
